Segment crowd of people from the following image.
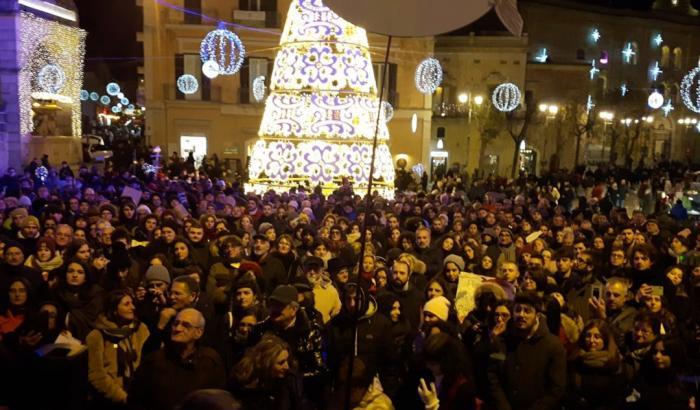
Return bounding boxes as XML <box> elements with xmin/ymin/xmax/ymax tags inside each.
<box><xmin>0</xmin><ymin>153</ymin><xmax>698</xmax><ymax>410</ymax></box>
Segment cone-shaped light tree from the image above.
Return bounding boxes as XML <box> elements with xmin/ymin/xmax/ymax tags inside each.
<box><xmin>245</xmin><ymin>0</ymin><xmax>395</xmax><ymax>197</ymax></box>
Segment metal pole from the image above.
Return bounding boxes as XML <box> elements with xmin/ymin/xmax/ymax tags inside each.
<box><xmin>344</xmin><ymin>35</ymin><xmax>392</xmax><ymax>410</ymax></box>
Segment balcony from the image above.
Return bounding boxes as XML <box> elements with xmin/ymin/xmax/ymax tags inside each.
<box><xmin>232</xmin><ymin>9</ymin><xmax>278</xmax><ymax>28</ymax></box>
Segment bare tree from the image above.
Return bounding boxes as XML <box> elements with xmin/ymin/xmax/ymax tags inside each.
<box><xmin>504</xmin><ymin>99</ymin><xmax>537</xmax><ymax>178</ymax></box>
<box><xmin>477</xmin><ymin>106</ymin><xmax>505</xmax><ymax>172</ymax></box>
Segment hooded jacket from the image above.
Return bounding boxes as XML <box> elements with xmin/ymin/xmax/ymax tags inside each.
<box><xmin>86</xmin><ymin>315</ymin><xmax>150</xmax><ymax>403</ymax></box>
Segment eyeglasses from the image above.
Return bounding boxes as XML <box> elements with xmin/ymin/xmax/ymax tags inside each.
<box><xmin>172</xmin><ymin>320</ymin><xmax>201</xmax><ymax>330</ymax></box>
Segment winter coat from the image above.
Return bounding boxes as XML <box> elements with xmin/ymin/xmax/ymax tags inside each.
<box><xmin>206</xmin><ymin>260</ymin><xmax>240</xmax><ymax>305</ymax></box>
<box><xmin>128</xmin><ymin>345</ymin><xmax>226</xmax><ymax>410</ymax></box>
<box><xmin>353</xmin><ymin>383</ymin><xmax>395</xmax><ymax>409</ymax></box>
<box><xmin>53</xmin><ymin>283</ymin><xmax>104</xmax><ymax>341</ymax></box>
<box><xmin>488</xmin><ymin>317</ymin><xmax>567</xmax><ymax>410</ymax></box>
<box><xmin>86</xmin><ymin>315</ymin><xmax>150</xmax><ymax>403</ymax></box>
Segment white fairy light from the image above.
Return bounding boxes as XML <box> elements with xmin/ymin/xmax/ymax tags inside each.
<box><xmin>680</xmin><ymin>66</ymin><xmax>700</xmax><ymax>114</ymax></box>
<box><xmin>620</xmin><ymin>83</ymin><xmax>628</xmax><ymax>97</ymax></box>
<box><xmin>622</xmin><ymin>43</ymin><xmax>636</xmax><ymax>64</ymax></box>
<box><xmin>202</xmin><ymin>60</ymin><xmax>220</xmax><ymax>79</ymax></box>
<box><xmin>492</xmin><ymin>82</ymin><xmax>521</xmax><ymax>112</ymax></box>
<box><xmin>591</xmin><ymin>29</ymin><xmax>601</xmax><ymax>43</ymax></box>
<box><xmin>252</xmin><ymin>75</ymin><xmax>266</xmax><ymax>102</ymax></box>
<box><xmin>535</xmin><ymin>48</ymin><xmax>548</xmax><ymax>63</ymax></box>
<box><xmin>586</xmin><ymin>95</ymin><xmax>595</xmax><ymax>113</ymax></box>
<box><xmin>381</xmin><ymin>101</ymin><xmax>394</xmax><ymax>123</ymax></box>
<box><xmin>200</xmin><ymin>24</ymin><xmax>246</xmax><ymax>76</ymax></box>
<box><xmin>648</xmin><ymin>91</ymin><xmax>664</xmax><ymax>109</ymax></box>
<box><xmin>661</xmin><ymin>100</ymin><xmax>674</xmax><ymax>117</ymax></box>
<box><xmin>653</xmin><ymin>34</ymin><xmax>663</xmax><ymax>47</ymax></box>
<box><xmin>589</xmin><ymin>60</ymin><xmax>600</xmax><ymax>80</ymax></box>
<box><xmin>177</xmin><ymin>74</ymin><xmax>199</xmax><ymax>95</ymax></box>
<box><xmin>649</xmin><ymin>61</ymin><xmax>663</xmax><ymax>82</ymax></box>
<box><xmin>415</xmin><ymin>57</ymin><xmax>443</xmax><ymax>94</ymax></box>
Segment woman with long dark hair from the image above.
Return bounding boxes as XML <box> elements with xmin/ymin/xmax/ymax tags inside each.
<box><xmin>86</xmin><ymin>290</ymin><xmax>150</xmax><ymax>409</ymax></box>
<box><xmin>566</xmin><ymin>319</ymin><xmax>624</xmax><ymax>410</ymax></box>
<box><xmin>52</xmin><ymin>259</ymin><xmax>105</xmax><ymax>341</ymax></box>
<box><xmin>419</xmin><ymin>332</ymin><xmax>476</xmax><ymax>410</ymax></box>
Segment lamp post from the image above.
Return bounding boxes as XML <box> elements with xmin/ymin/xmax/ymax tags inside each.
<box><xmin>537</xmin><ymin>103</ymin><xmax>559</xmax><ymax>171</ymax></box>
<box><xmin>598</xmin><ymin>110</ymin><xmax>615</xmax><ymax>161</ymax></box>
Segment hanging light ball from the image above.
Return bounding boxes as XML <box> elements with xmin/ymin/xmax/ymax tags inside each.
<box><xmin>106</xmin><ymin>82</ymin><xmax>120</xmax><ymax>96</ymax></box>
<box><xmin>647</xmin><ymin>91</ymin><xmax>664</xmax><ymax>109</ymax></box>
<box><xmin>35</xmin><ymin>166</ymin><xmax>48</xmax><ymax>182</ymax></box>
<box><xmin>38</xmin><ymin>64</ymin><xmax>66</xmax><ymax>94</ymax></box>
<box><xmin>202</xmin><ymin>60</ymin><xmax>220</xmax><ymax>79</ymax></box>
<box><xmin>120</xmin><ymin>97</ymin><xmax>130</xmax><ymax>105</ymax></box>
<box><xmin>100</xmin><ymin>95</ymin><xmax>111</xmax><ymax>105</ymax></box>
<box><xmin>177</xmin><ymin>74</ymin><xmax>199</xmax><ymax>95</ymax></box>
<box><xmin>415</xmin><ymin>57</ymin><xmax>443</xmax><ymax>94</ymax></box>
<box><xmin>381</xmin><ymin>101</ymin><xmax>394</xmax><ymax>122</ymax></box>
<box><xmin>80</xmin><ymin>90</ymin><xmax>89</xmax><ymax>101</ymax></box>
<box><xmin>492</xmin><ymin>82</ymin><xmax>522</xmax><ymax>112</ymax></box>
<box><xmin>112</xmin><ymin>105</ymin><xmax>122</xmax><ymax>113</ymax></box>
<box><xmin>680</xmin><ymin>66</ymin><xmax>700</xmax><ymax>113</ymax></box>
<box><xmin>90</xmin><ymin>92</ymin><xmax>99</xmax><ymax>101</ymax></box>
<box><xmin>199</xmin><ymin>25</ymin><xmax>246</xmax><ymax>76</ymax></box>
<box><xmin>252</xmin><ymin>75</ymin><xmax>266</xmax><ymax>102</ymax></box>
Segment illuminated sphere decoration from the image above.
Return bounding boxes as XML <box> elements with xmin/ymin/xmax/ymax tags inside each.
<box><xmin>106</xmin><ymin>82</ymin><xmax>120</xmax><ymax>96</ymax></box>
<box><xmin>202</xmin><ymin>60</ymin><xmax>220</xmax><ymax>79</ymax></box>
<box><xmin>128</xmin><ymin>104</ymin><xmax>135</xmax><ymax>110</ymax></box>
<box><xmin>492</xmin><ymin>82</ymin><xmax>522</xmax><ymax>112</ymax></box>
<box><xmin>90</xmin><ymin>92</ymin><xmax>99</xmax><ymax>101</ymax></box>
<box><xmin>37</xmin><ymin>64</ymin><xmax>66</xmax><ymax>94</ymax></box>
<box><xmin>680</xmin><ymin>66</ymin><xmax>700</xmax><ymax>113</ymax></box>
<box><xmin>100</xmin><ymin>95</ymin><xmax>110</xmax><ymax>105</ymax></box>
<box><xmin>112</xmin><ymin>105</ymin><xmax>121</xmax><ymax>113</ymax></box>
<box><xmin>177</xmin><ymin>74</ymin><xmax>199</xmax><ymax>95</ymax></box>
<box><xmin>382</xmin><ymin>101</ymin><xmax>394</xmax><ymax>122</ymax></box>
<box><xmin>647</xmin><ymin>91</ymin><xmax>664</xmax><ymax>109</ymax></box>
<box><xmin>199</xmin><ymin>26</ymin><xmax>246</xmax><ymax>76</ymax></box>
<box><xmin>80</xmin><ymin>90</ymin><xmax>89</xmax><ymax>101</ymax></box>
<box><xmin>415</xmin><ymin>58</ymin><xmax>443</xmax><ymax>94</ymax></box>
<box><xmin>117</xmin><ymin>92</ymin><xmax>125</xmax><ymax>99</ymax></box>
<box><xmin>35</xmin><ymin>166</ymin><xmax>48</xmax><ymax>182</ymax></box>
<box><xmin>252</xmin><ymin>75</ymin><xmax>266</xmax><ymax>102</ymax></box>
<box><xmin>120</xmin><ymin>97</ymin><xmax>129</xmax><ymax>105</ymax></box>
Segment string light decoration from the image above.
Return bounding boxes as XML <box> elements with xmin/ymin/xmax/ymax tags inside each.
<box><xmin>117</xmin><ymin>92</ymin><xmax>125</xmax><ymax>100</ymax></box>
<box><xmin>653</xmin><ymin>34</ymin><xmax>663</xmax><ymax>47</ymax></box>
<box><xmin>177</xmin><ymin>74</ymin><xmax>199</xmax><ymax>94</ymax></box>
<box><xmin>106</xmin><ymin>82</ymin><xmax>120</xmax><ymax>96</ymax></box>
<box><xmin>202</xmin><ymin>60</ymin><xmax>220</xmax><ymax>79</ymax></box>
<box><xmin>415</xmin><ymin>57</ymin><xmax>443</xmax><ymax>94</ymax></box>
<box><xmin>648</xmin><ymin>91</ymin><xmax>664</xmax><ymax>109</ymax></box>
<box><xmin>382</xmin><ymin>101</ymin><xmax>394</xmax><ymax>123</ymax></box>
<box><xmin>79</xmin><ymin>90</ymin><xmax>89</xmax><ymax>101</ymax></box>
<box><xmin>37</xmin><ymin>64</ymin><xmax>66</xmax><ymax>93</ymax></box>
<box><xmin>89</xmin><ymin>92</ymin><xmax>99</xmax><ymax>101</ymax></box>
<box><xmin>661</xmin><ymin>100</ymin><xmax>674</xmax><ymax>117</ymax></box>
<box><xmin>199</xmin><ymin>24</ymin><xmax>246</xmax><ymax>76</ymax></box>
<box><xmin>252</xmin><ymin>75</ymin><xmax>266</xmax><ymax>102</ymax></box>
<box><xmin>111</xmin><ymin>106</ymin><xmax>121</xmax><ymax>113</ymax></box>
<box><xmin>589</xmin><ymin>60</ymin><xmax>600</xmax><ymax>80</ymax></box>
<box><xmin>120</xmin><ymin>97</ymin><xmax>129</xmax><ymax>105</ymax></box>
<box><xmin>680</xmin><ymin>66</ymin><xmax>700</xmax><ymax>113</ymax></box>
<box><xmin>649</xmin><ymin>61</ymin><xmax>663</xmax><ymax>82</ymax></box>
<box><xmin>492</xmin><ymin>82</ymin><xmax>521</xmax><ymax>112</ymax></box>
<box><xmin>18</xmin><ymin>12</ymin><xmax>85</xmax><ymax>137</ymax></box>
<box><xmin>246</xmin><ymin>0</ymin><xmax>395</xmax><ymax>198</ymax></box>
<box><xmin>100</xmin><ymin>95</ymin><xmax>110</xmax><ymax>105</ymax></box>
<box><xmin>535</xmin><ymin>48</ymin><xmax>548</xmax><ymax>63</ymax></box>
<box><xmin>35</xmin><ymin>166</ymin><xmax>48</xmax><ymax>182</ymax></box>
<box><xmin>586</xmin><ymin>95</ymin><xmax>595</xmax><ymax>113</ymax></box>
<box><xmin>591</xmin><ymin>29</ymin><xmax>601</xmax><ymax>43</ymax></box>
<box><xmin>622</xmin><ymin>42</ymin><xmax>636</xmax><ymax>64</ymax></box>
<box><xmin>620</xmin><ymin>83</ymin><xmax>628</xmax><ymax>97</ymax></box>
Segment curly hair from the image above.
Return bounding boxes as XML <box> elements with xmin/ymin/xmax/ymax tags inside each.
<box><xmin>232</xmin><ymin>335</ymin><xmax>297</xmax><ymax>389</ymax></box>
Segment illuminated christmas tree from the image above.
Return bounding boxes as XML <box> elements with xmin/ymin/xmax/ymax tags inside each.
<box><xmin>245</xmin><ymin>0</ymin><xmax>395</xmax><ymax>197</ymax></box>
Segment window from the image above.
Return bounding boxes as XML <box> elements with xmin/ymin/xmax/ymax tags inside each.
<box><xmin>372</xmin><ymin>63</ymin><xmax>398</xmax><ymax>106</ymax></box>
<box><xmin>661</xmin><ymin>46</ymin><xmax>670</xmax><ymax>68</ymax></box>
<box><xmin>239</xmin><ymin>0</ymin><xmax>277</xmax><ymax>11</ymax></box>
<box><xmin>175</xmin><ymin>54</ymin><xmax>210</xmax><ymax>101</ymax></box>
<box><xmin>576</xmin><ymin>49</ymin><xmax>586</xmax><ymax>60</ymax></box>
<box><xmin>239</xmin><ymin>57</ymin><xmax>270</xmax><ymax>103</ymax></box>
<box><xmin>673</xmin><ymin>47</ymin><xmax>683</xmax><ymax>69</ymax></box>
<box><xmin>183</xmin><ymin>0</ymin><xmax>201</xmax><ymax>24</ymax></box>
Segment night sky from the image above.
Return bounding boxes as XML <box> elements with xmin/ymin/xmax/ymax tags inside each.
<box><xmin>74</xmin><ymin>0</ymin><xmax>142</xmax><ymax>98</ymax></box>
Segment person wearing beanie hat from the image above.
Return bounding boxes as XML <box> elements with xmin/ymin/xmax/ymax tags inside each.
<box><xmin>145</xmin><ymin>265</ymin><xmax>171</xmax><ymax>285</ymax></box>
<box><xmin>258</xmin><ymin>222</ymin><xmax>275</xmax><ymax>242</ymax></box>
<box><xmin>443</xmin><ymin>254</ymin><xmax>465</xmax><ymax>272</ymax></box>
<box><xmin>17</xmin><ymin>215</ymin><xmax>40</xmax><ymax>255</ymax></box>
<box><xmin>423</xmin><ymin>296</ymin><xmax>451</xmax><ymax>323</ymax></box>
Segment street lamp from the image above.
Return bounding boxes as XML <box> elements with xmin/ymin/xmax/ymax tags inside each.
<box><xmin>474</xmin><ymin>95</ymin><xmax>484</xmax><ymax>106</ymax></box>
<box><xmin>458</xmin><ymin>93</ymin><xmax>469</xmax><ymax>104</ymax></box>
<box><xmin>548</xmin><ymin>105</ymin><xmax>559</xmax><ymax>115</ymax></box>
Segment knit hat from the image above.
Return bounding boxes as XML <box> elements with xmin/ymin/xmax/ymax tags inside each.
<box><xmin>161</xmin><ymin>219</ymin><xmax>180</xmax><ymax>233</ymax></box>
<box><xmin>443</xmin><ymin>254</ymin><xmax>465</xmax><ymax>271</ymax></box>
<box><xmin>269</xmin><ymin>285</ymin><xmax>298</xmax><ymax>306</ymax></box>
<box><xmin>145</xmin><ymin>265</ymin><xmax>171</xmax><ymax>284</ymax></box>
<box><xmin>9</xmin><ymin>207</ymin><xmax>28</xmax><ymax>218</ymax></box>
<box><xmin>135</xmin><ymin>204</ymin><xmax>152</xmax><ymax>215</ymax></box>
<box><xmin>258</xmin><ymin>222</ymin><xmax>274</xmax><ymax>235</ymax></box>
<box><xmin>423</xmin><ymin>296</ymin><xmax>451</xmax><ymax>322</ymax></box>
<box><xmin>21</xmin><ymin>215</ymin><xmax>40</xmax><ymax>228</ymax></box>
<box><xmin>239</xmin><ymin>261</ymin><xmax>263</xmax><ymax>278</ymax></box>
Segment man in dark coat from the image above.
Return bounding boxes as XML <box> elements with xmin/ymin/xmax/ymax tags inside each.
<box><xmin>488</xmin><ymin>292</ymin><xmax>566</xmax><ymax>410</ymax></box>
<box><xmin>411</xmin><ymin>227</ymin><xmax>442</xmax><ymax>279</ymax></box>
<box><xmin>389</xmin><ymin>259</ymin><xmax>423</xmax><ymax>332</ymax></box>
<box><xmin>251</xmin><ymin>234</ymin><xmax>287</xmax><ymax>295</ymax></box>
<box><xmin>129</xmin><ymin>308</ymin><xmax>226</xmax><ymax>410</ymax></box>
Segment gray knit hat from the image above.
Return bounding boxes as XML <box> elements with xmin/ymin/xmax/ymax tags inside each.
<box><xmin>145</xmin><ymin>265</ymin><xmax>171</xmax><ymax>284</ymax></box>
<box><xmin>443</xmin><ymin>254</ymin><xmax>465</xmax><ymax>271</ymax></box>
